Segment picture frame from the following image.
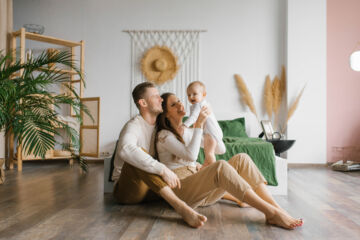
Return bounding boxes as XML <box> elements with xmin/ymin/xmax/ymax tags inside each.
<box><xmin>260</xmin><ymin>120</ymin><xmax>274</xmax><ymax>140</ymax></box>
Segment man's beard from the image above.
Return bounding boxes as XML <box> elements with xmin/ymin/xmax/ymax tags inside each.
<box><xmin>149</xmin><ymin>106</ymin><xmax>163</xmax><ymax>115</ymax></box>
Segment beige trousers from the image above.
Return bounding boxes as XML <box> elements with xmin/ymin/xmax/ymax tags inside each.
<box><xmin>173</xmin><ymin>153</ymin><xmax>267</xmax><ymax>208</ymax></box>
<box><xmin>113</xmin><ymin>162</ymin><xmax>167</xmax><ymax>204</ymax></box>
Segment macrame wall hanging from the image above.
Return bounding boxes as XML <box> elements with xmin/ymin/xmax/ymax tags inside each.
<box><xmin>124</xmin><ymin>30</ymin><xmax>206</xmax><ymax>117</ymax></box>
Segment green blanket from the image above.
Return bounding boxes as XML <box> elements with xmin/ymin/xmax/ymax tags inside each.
<box><xmin>197</xmin><ymin>137</ymin><xmax>278</xmax><ymax>186</ymax></box>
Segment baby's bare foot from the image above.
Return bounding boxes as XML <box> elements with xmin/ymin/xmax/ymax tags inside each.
<box><xmin>266</xmin><ymin>209</ymin><xmax>302</xmax><ymax>230</ymax></box>
<box><xmin>179</xmin><ymin>206</ymin><xmax>207</xmax><ymax>228</ymax></box>
<box><xmin>201</xmin><ymin>162</ymin><xmax>212</xmax><ymax>170</ymax></box>
<box><xmin>202</xmin><ymin>159</ymin><xmax>215</xmax><ymax>169</ymax></box>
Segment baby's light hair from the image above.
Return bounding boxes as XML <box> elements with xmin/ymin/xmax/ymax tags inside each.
<box><xmin>187</xmin><ymin>81</ymin><xmax>206</xmax><ymax>92</ymax></box>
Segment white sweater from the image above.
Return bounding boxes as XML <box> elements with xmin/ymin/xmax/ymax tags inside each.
<box><xmin>157</xmin><ymin>127</ymin><xmax>203</xmax><ymax>170</ymax></box>
<box><xmin>112</xmin><ymin>115</ymin><xmax>167</xmax><ymax>181</ymax></box>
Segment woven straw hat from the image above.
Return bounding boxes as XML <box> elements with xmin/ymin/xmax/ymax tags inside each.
<box><xmin>141</xmin><ymin>46</ymin><xmax>179</xmax><ymax>85</ymax></box>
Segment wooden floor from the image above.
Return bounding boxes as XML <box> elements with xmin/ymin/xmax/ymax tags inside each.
<box><xmin>0</xmin><ymin>162</ymin><xmax>359</xmax><ymax>240</ymax></box>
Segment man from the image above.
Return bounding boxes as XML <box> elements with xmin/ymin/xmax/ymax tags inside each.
<box><xmin>112</xmin><ymin>82</ymin><xmax>207</xmax><ymax>228</ymax></box>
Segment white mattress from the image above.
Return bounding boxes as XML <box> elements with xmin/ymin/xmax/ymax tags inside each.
<box><xmin>267</xmin><ymin>156</ymin><xmax>288</xmax><ymax>195</ymax></box>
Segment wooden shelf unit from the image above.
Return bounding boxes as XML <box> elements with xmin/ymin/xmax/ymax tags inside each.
<box><xmin>38</xmin><ymin>67</ymin><xmax>78</xmax><ymax>75</ymax></box>
<box><xmin>11</xmin><ymin>29</ymin><xmax>82</xmax><ymax>47</ymax></box>
<box><xmin>7</xmin><ymin>28</ymin><xmax>88</xmax><ymax>171</ymax></box>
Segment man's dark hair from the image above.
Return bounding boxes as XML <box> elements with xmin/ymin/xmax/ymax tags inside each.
<box><xmin>132</xmin><ymin>82</ymin><xmax>156</xmax><ymax>109</ymax></box>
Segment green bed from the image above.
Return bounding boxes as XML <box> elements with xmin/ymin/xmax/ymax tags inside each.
<box><xmin>196</xmin><ymin>117</ymin><xmax>278</xmax><ymax>186</ymax></box>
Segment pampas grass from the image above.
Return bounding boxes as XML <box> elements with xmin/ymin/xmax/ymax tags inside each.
<box><xmin>234</xmin><ymin>66</ymin><xmax>304</xmax><ymax>135</ymax></box>
<box><xmin>272</xmin><ymin>75</ymin><xmax>281</xmax><ymax>114</ymax></box>
<box><xmin>263</xmin><ymin>66</ymin><xmax>287</xmax><ymax>129</ymax></box>
<box><xmin>234</xmin><ymin>74</ymin><xmax>258</xmax><ymax>119</ymax></box>
<box><xmin>264</xmin><ymin>75</ymin><xmax>273</xmax><ymax>118</ymax></box>
<box><xmin>286</xmin><ymin>86</ymin><xmax>305</xmax><ymax>123</ymax></box>
<box><xmin>280</xmin><ymin>65</ymin><xmax>286</xmax><ymax>94</ymax></box>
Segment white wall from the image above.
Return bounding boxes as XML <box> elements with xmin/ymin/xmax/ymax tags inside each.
<box><xmin>13</xmin><ymin>0</ymin><xmax>326</xmax><ymax>163</ymax></box>
<box><xmin>13</xmin><ymin>0</ymin><xmax>286</xmax><ymax>152</ymax></box>
<box><xmin>286</xmin><ymin>0</ymin><xmax>327</xmax><ymax>163</ymax></box>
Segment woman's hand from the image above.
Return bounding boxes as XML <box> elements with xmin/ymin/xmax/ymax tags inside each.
<box><xmin>194</xmin><ymin>106</ymin><xmax>211</xmax><ymax>129</ymax></box>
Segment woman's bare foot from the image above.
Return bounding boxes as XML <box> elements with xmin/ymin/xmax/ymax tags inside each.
<box><xmin>272</xmin><ymin>206</ymin><xmax>303</xmax><ymax>226</ymax></box>
<box><xmin>178</xmin><ymin>205</ymin><xmax>207</xmax><ymax>228</ymax></box>
<box><xmin>266</xmin><ymin>209</ymin><xmax>303</xmax><ymax>230</ymax></box>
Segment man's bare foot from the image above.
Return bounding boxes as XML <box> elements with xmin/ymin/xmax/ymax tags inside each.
<box><xmin>179</xmin><ymin>205</ymin><xmax>207</xmax><ymax>228</ymax></box>
<box><xmin>266</xmin><ymin>209</ymin><xmax>303</xmax><ymax>230</ymax></box>
<box><xmin>237</xmin><ymin>201</ymin><xmax>251</xmax><ymax>208</ymax></box>
<box><xmin>222</xmin><ymin>193</ymin><xmax>251</xmax><ymax>208</ymax></box>
<box><xmin>159</xmin><ymin>187</ymin><xmax>207</xmax><ymax>228</ymax></box>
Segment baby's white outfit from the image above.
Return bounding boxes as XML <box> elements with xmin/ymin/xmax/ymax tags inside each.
<box><xmin>183</xmin><ymin>100</ymin><xmax>226</xmax><ymax>154</ymax></box>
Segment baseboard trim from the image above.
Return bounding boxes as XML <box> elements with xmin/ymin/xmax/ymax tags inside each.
<box><xmin>288</xmin><ymin>163</ymin><xmax>328</xmax><ymax>168</ymax></box>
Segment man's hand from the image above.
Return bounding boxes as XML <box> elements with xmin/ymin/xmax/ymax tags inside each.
<box><xmin>161</xmin><ymin>167</ymin><xmax>181</xmax><ymax>189</ymax></box>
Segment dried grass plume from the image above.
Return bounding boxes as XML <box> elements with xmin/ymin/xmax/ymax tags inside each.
<box><xmin>234</xmin><ymin>74</ymin><xmax>258</xmax><ymax>118</ymax></box>
<box><xmin>286</xmin><ymin>85</ymin><xmax>306</xmax><ymax>124</ymax></box>
<box><xmin>272</xmin><ymin>76</ymin><xmax>281</xmax><ymax>114</ymax></box>
<box><xmin>280</xmin><ymin>65</ymin><xmax>286</xmax><ymax>94</ymax></box>
<box><xmin>264</xmin><ymin>75</ymin><xmax>273</xmax><ymax>118</ymax></box>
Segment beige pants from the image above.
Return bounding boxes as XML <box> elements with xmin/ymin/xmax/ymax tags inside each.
<box><xmin>113</xmin><ymin>162</ymin><xmax>167</xmax><ymax>204</ymax></box>
<box><xmin>173</xmin><ymin>153</ymin><xmax>267</xmax><ymax>208</ymax></box>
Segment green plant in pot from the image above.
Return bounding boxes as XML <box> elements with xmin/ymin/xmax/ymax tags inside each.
<box><xmin>0</xmin><ymin>50</ymin><xmax>91</xmax><ymax>172</ymax></box>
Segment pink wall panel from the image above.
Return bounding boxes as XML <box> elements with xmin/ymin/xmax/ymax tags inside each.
<box><xmin>327</xmin><ymin>0</ymin><xmax>360</xmax><ymax>162</ymax></box>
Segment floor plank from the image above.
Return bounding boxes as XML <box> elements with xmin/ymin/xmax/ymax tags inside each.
<box><xmin>0</xmin><ymin>162</ymin><xmax>359</xmax><ymax>240</ymax></box>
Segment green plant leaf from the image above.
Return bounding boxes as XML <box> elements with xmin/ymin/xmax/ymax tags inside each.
<box><xmin>0</xmin><ymin>49</ymin><xmax>92</xmax><ymax>172</ymax></box>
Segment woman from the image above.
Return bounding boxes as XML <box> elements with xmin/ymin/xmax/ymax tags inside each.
<box><xmin>154</xmin><ymin>93</ymin><xmax>303</xmax><ymax>230</ymax></box>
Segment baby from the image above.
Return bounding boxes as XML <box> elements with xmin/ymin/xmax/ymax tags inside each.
<box><xmin>184</xmin><ymin>81</ymin><xmax>226</xmax><ymax>168</ymax></box>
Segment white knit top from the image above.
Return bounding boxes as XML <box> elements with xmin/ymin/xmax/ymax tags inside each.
<box><xmin>156</xmin><ymin>127</ymin><xmax>204</xmax><ymax>170</ymax></box>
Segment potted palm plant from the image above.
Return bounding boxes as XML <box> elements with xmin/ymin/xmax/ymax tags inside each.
<box><xmin>0</xmin><ymin>50</ymin><xmax>90</xmax><ymax>172</ymax></box>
